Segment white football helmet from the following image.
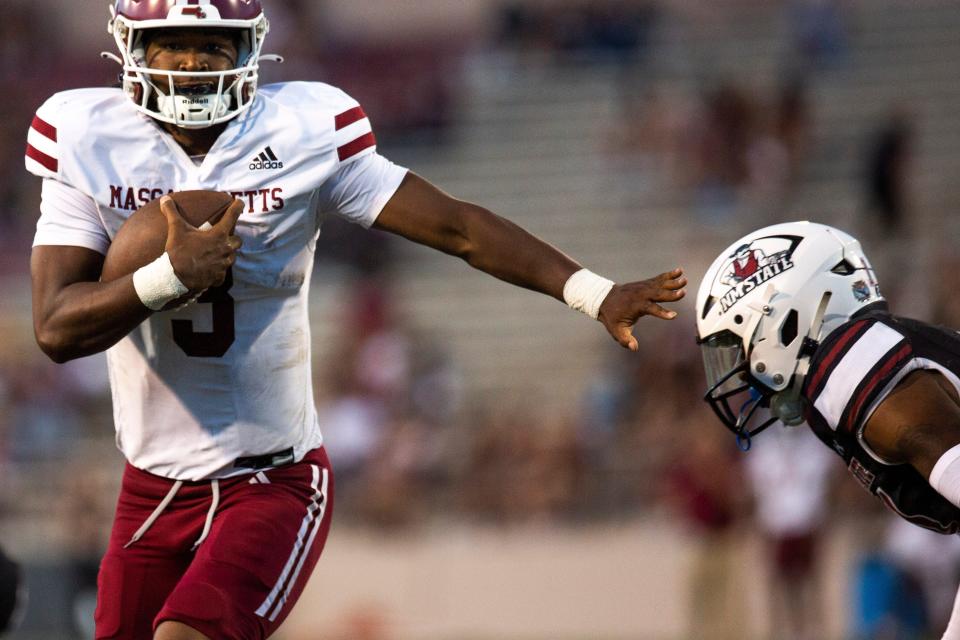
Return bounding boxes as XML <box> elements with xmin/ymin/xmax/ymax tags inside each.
<box><xmin>106</xmin><ymin>0</ymin><xmax>274</xmax><ymax>129</ymax></box>
<box><xmin>695</xmin><ymin>222</ymin><xmax>884</xmax><ymax>445</ymax></box>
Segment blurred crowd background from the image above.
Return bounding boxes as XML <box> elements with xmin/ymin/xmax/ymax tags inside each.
<box><xmin>2</xmin><ymin>0</ymin><xmax>960</xmax><ymax>638</ymax></box>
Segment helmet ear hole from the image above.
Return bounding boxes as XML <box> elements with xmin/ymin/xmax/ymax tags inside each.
<box><xmin>831</xmin><ymin>260</ymin><xmax>856</xmax><ymax>275</ymax></box>
<box><xmin>701</xmin><ymin>295</ymin><xmax>718</xmax><ymax>320</ymax></box>
<box><xmin>734</xmin><ymin>314</ymin><xmax>744</xmax><ymax>325</ymax></box>
<box><xmin>779</xmin><ymin>309</ymin><xmax>799</xmax><ymax>346</ymax></box>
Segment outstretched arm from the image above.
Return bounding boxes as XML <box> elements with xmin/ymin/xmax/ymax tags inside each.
<box><xmin>372</xmin><ymin>172</ymin><xmax>686</xmax><ymax>350</ymax></box>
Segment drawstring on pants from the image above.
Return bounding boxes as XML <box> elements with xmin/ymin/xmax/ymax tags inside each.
<box><xmin>124</xmin><ymin>479</ymin><xmax>221</xmax><ymax>551</ymax></box>
<box><xmin>192</xmin><ymin>480</ymin><xmax>220</xmax><ymax>550</ymax></box>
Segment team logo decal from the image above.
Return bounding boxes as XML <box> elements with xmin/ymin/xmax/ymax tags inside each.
<box><xmin>176</xmin><ymin>0</ymin><xmax>211</xmax><ymax>18</ymax></box>
<box><xmin>852</xmin><ymin>280</ymin><xmax>872</xmax><ymax>302</ymax></box>
<box><xmin>715</xmin><ymin>236</ymin><xmax>801</xmax><ymax>314</ymax></box>
<box><xmin>854</xmin><ymin>255</ymin><xmax>883</xmax><ymax>301</ymax></box>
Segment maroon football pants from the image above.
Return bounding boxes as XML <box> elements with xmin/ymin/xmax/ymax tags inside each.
<box><xmin>95</xmin><ymin>447</ymin><xmax>334</xmax><ymax>640</ymax></box>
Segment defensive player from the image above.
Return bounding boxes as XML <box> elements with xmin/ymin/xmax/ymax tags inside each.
<box><xmin>696</xmin><ymin>221</ymin><xmax>960</xmax><ymax>639</ymax></box>
<box><xmin>25</xmin><ymin>2</ymin><xmax>687</xmax><ymax>639</ymax></box>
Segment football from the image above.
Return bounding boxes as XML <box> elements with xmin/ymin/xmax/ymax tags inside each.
<box><xmin>100</xmin><ymin>190</ymin><xmax>235</xmax><ymax>284</ymax></box>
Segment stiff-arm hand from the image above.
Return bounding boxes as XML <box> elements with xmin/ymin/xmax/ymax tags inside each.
<box><xmin>598</xmin><ymin>267</ymin><xmax>687</xmax><ymax>351</ymax></box>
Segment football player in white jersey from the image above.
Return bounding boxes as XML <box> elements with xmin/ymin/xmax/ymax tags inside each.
<box><xmin>696</xmin><ymin>222</ymin><xmax>960</xmax><ymax>640</ymax></box>
<box><xmin>26</xmin><ymin>1</ymin><xmax>687</xmax><ymax>639</ymax></box>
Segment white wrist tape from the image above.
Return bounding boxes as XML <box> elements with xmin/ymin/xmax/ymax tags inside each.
<box><xmin>929</xmin><ymin>443</ymin><xmax>960</xmax><ymax>508</ymax></box>
<box><xmin>563</xmin><ymin>268</ymin><xmax>615</xmax><ymax>320</ymax></box>
<box><xmin>132</xmin><ymin>252</ymin><xmax>189</xmax><ymax>311</ymax></box>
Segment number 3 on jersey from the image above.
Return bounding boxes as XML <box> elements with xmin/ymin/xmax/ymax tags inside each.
<box><xmin>172</xmin><ymin>269</ymin><xmax>235</xmax><ymax>357</ymax></box>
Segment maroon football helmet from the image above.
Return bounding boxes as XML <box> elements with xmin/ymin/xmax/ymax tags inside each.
<box><xmin>107</xmin><ymin>0</ymin><xmax>271</xmax><ymax>128</ymax></box>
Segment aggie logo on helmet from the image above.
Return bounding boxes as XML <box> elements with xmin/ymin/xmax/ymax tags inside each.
<box><xmin>250</xmin><ymin>146</ymin><xmax>284</xmax><ymax>171</ymax></box>
<box><xmin>715</xmin><ymin>235</ymin><xmax>801</xmax><ymax>313</ymax></box>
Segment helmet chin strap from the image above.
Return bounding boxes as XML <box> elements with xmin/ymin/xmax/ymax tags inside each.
<box><xmin>769</xmin><ymin>291</ymin><xmax>832</xmax><ymax>426</ymax></box>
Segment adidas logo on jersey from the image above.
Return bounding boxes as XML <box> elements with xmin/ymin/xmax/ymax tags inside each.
<box><xmin>250</xmin><ymin>147</ymin><xmax>284</xmax><ymax>171</ymax></box>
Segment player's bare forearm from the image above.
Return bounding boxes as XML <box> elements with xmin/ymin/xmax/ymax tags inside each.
<box><xmin>374</xmin><ymin>172</ymin><xmax>580</xmax><ymax>299</ymax></box>
<box><xmin>31</xmin><ymin>245</ymin><xmax>152</xmax><ymax>363</ymax></box>
<box><xmin>375</xmin><ymin>173</ymin><xmax>686</xmax><ymax>351</ymax></box>
<box><xmin>455</xmin><ymin>209</ymin><xmax>580</xmax><ymax>298</ymax></box>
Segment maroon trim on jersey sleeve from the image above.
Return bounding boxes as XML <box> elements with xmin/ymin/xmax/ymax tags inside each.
<box><xmin>840</xmin><ymin>342</ymin><xmax>913</xmax><ymax>433</ymax></box>
<box><xmin>26</xmin><ymin>143</ymin><xmax>58</xmax><ymax>172</ymax></box>
<box><xmin>337</xmin><ymin>132</ymin><xmax>376</xmax><ymax>162</ymax></box>
<box><xmin>31</xmin><ymin>115</ymin><xmax>57</xmax><ymax>142</ymax></box>
<box><xmin>334</xmin><ymin>106</ymin><xmax>366</xmax><ymax>130</ymax></box>
<box><xmin>805</xmin><ymin>319</ymin><xmax>872</xmax><ymax>400</ymax></box>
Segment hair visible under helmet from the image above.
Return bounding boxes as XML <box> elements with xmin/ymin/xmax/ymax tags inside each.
<box><xmin>695</xmin><ymin>221</ymin><xmax>884</xmax><ymax>445</ymax></box>
<box><xmin>106</xmin><ymin>0</ymin><xmax>271</xmax><ymax>128</ymax></box>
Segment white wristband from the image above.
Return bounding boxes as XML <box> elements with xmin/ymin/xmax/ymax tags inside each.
<box><xmin>132</xmin><ymin>252</ymin><xmax>189</xmax><ymax>311</ymax></box>
<box><xmin>563</xmin><ymin>268</ymin><xmax>615</xmax><ymax>320</ymax></box>
<box><xmin>930</xmin><ymin>443</ymin><xmax>960</xmax><ymax>508</ymax></box>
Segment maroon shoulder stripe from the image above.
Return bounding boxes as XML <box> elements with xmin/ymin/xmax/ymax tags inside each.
<box><xmin>805</xmin><ymin>320</ymin><xmax>870</xmax><ymax>398</ymax></box>
<box><xmin>843</xmin><ymin>342</ymin><xmax>912</xmax><ymax>433</ymax></box>
<box><xmin>31</xmin><ymin>115</ymin><xmax>57</xmax><ymax>142</ymax></box>
<box><xmin>334</xmin><ymin>106</ymin><xmax>366</xmax><ymax>131</ymax></box>
<box><xmin>26</xmin><ymin>143</ymin><xmax>58</xmax><ymax>172</ymax></box>
<box><xmin>337</xmin><ymin>132</ymin><xmax>376</xmax><ymax>162</ymax></box>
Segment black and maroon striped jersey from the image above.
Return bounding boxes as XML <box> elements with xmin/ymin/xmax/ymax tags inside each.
<box><xmin>802</xmin><ymin>310</ymin><xmax>960</xmax><ymax>534</ymax></box>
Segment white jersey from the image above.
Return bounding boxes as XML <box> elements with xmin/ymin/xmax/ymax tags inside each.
<box><xmin>26</xmin><ymin>82</ymin><xmax>408</xmax><ymax>480</ymax></box>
